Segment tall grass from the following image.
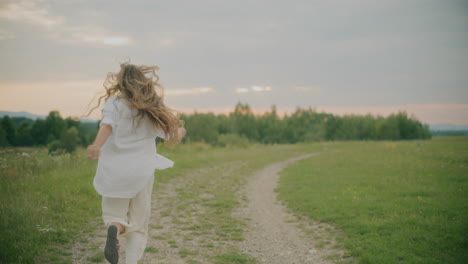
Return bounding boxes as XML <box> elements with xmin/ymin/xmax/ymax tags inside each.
<box><xmin>277</xmin><ymin>137</ymin><xmax>468</xmax><ymax>264</ymax></box>
<box><xmin>0</xmin><ymin>143</ymin><xmax>317</xmax><ymax>263</ymax></box>
<box><xmin>0</xmin><ymin>148</ymin><xmax>99</xmax><ymax>263</ymax></box>
<box><xmin>4</xmin><ymin>137</ymin><xmax>464</xmax><ymax>263</ymax></box>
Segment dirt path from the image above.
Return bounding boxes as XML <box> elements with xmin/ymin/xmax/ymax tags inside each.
<box><xmin>70</xmin><ymin>154</ymin><xmax>350</xmax><ymax>263</ymax></box>
<box><xmin>235</xmin><ymin>153</ymin><xmax>340</xmax><ymax>264</ymax></box>
<box><xmin>140</xmin><ymin>163</ymin><xmax>245</xmax><ymax>263</ymax></box>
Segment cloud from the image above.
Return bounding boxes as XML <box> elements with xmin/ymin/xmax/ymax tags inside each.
<box><xmin>293</xmin><ymin>86</ymin><xmax>322</xmax><ymax>93</ymax></box>
<box><xmin>160</xmin><ymin>38</ymin><xmax>175</xmax><ymax>47</ymax></box>
<box><xmin>235</xmin><ymin>85</ymin><xmax>323</xmax><ymax>94</ymax></box>
<box><xmin>67</xmin><ymin>29</ymin><xmax>132</xmax><ymax>46</ymax></box>
<box><xmin>235</xmin><ymin>85</ymin><xmax>272</xmax><ymax>94</ymax></box>
<box><xmin>145</xmin><ymin>32</ymin><xmax>193</xmax><ymax>49</ymax></box>
<box><xmin>235</xmin><ymin>87</ymin><xmax>249</xmax><ymax>94</ymax></box>
<box><xmin>0</xmin><ymin>0</ymin><xmax>132</xmax><ymax>46</ymax></box>
<box><xmin>251</xmin><ymin>85</ymin><xmax>272</xmax><ymax>92</ymax></box>
<box><xmin>52</xmin><ymin>28</ymin><xmax>133</xmax><ymax>46</ymax></box>
<box><xmin>0</xmin><ymin>1</ymin><xmax>64</xmax><ymax>29</ymax></box>
<box><xmin>165</xmin><ymin>87</ymin><xmax>215</xmax><ymax>96</ymax></box>
<box><xmin>0</xmin><ymin>29</ymin><xmax>14</xmax><ymax>40</ymax></box>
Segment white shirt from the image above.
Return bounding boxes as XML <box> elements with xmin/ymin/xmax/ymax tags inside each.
<box><xmin>93</xmin><ymin>97</ymin><xmax>174</xmax><ymax>198</ymax></box>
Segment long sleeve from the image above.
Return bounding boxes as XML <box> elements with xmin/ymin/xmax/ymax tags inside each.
<box><xmin>100</xmin><ymin>98</ymin><xmax>117</xmax><ymax>128</ymax></box>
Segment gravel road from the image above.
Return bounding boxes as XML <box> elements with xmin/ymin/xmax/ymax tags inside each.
<box><xmin>235</xmin><ymin>153</ymin><xmax>339</xmax><ymax>264</ymax></box>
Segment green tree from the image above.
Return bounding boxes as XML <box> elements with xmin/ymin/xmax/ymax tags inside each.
<box><xmin>16</xmin><ymin>122</ymin><xmax>34</xmax><ymax>146</ymax></box>
<box><xmin>0</xmin><ymin>127</ymin><xmax>8</xmax><ymax>147</ymax></box>
<box><xmin>79</xmin><ymin>121</ymin><xmax>99</xmax><ymax>146</ymax></box>
<box><xmin>31</xmin><ymin>119</ymin><xmax>48</xmax><ymax>145</ymax></box>
<box><xmin>230</xmin><ymin>102</ymin><xmax>259</xmax><ymax>141</ymax></box>
<box><xmin>48</xmin><ymin>127</ymin><xmax>80</xmax><ymax>154</ymax></box>
<box><xmin>65</xmin><ymin>117</ymin><xmax>89</xmax><ymax>145</ymax></box>
<box><xmin>216</xmin><ymin>114</ymin><xmax>232</xmax><ymax>135</ymax></box>
<box><xmin>1</xmin><ymin>116</ymin><xmax>16</xmax><ymax>146</ymax></box>
<box><xmin>60</xmin><ymin>127</ymin><xmax>80</xmax><ymax>153</ymax></box>
<box><xmin>46</xmin><ymin>111</ymin><xmax>66</xmax><ymax>143</ymax></box>
<box><xmin>376</xmin><ymin>115</ymin><xmax>400</xmax><ymax>140</ymax></box>
<box><xmin>183</xmin><ymin>113</ymin><xmax>219</xmax><ymax>144</ymax></box>
<box><xmin>324</xmin><ymin>115</ymin><xmax>342</xmax><ymax>140</ymax></box>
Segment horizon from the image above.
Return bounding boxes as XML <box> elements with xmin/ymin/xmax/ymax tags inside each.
<box><xmin>0</xmin><ymin>0</ymin><xmax>467</xmax><ymax>125</ymax></box>
<box><xmin>1</xmin><ymin>103</ymin><xmax>468</xmax><ymax>126</ymax></box>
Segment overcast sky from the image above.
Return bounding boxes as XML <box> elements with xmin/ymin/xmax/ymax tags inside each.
<box><xmin>0</xmin><ymin>0</ymin><xmax>467</xmax><ymax>124</ymax></box>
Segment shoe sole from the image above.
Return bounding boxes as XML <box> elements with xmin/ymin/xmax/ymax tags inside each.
<box><xmin>104</xmin><ymin>225</ymin><xmax>119</xmax><ymax>264</ymax></box>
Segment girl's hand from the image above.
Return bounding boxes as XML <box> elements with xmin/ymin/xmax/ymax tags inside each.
<box><xmin>87</xmin><ymin>144</ymin><xmax>100</xmax><ymax>160</ymax></box>
<box><xmin>178</xmin><ymin>127</ymin><xmax>186</xmax><ymax>140</ymax></box>
<box><xmin>87</xmin><ymin>123</ymin><xmax>112</xmax><ymax>160</ymax></box>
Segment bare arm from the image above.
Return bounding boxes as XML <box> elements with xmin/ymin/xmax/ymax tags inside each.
<box><xmin>87</xmin><ymin>123</ymin><xmax>112</xmax><ymax>160</ymax></box>
<box><xmin>178</xmin><ymin>127</ymin><xmax>186</xmax><ymax>140</ymax></box>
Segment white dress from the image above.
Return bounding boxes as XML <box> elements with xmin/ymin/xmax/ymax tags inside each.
<box><xmin>93</xmin><ymin>97</ymin><xmax>174</xmax><ymax>198</ymax></box>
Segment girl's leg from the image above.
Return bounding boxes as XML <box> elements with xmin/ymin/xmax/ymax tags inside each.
<box><xmin>124</xmin><ymin>176</ymin><xmax>155</xmax><ymax>264</ymax></box>
<box><xmin>111</xmin><ymin>222</ymin><xmax>126</xmax><ymax>234</ymax></box>
<box><xmin>109</xmin><ymin>222</ymin><xmax>125</xmax><ymax>251</ymax></box>
<box><xmin>104</xmin><ymin>225</ymin><xmax>119</xmax><ymax>264</ymax></box>
<box><xmin>102</xmin><ymin>196</ymin><xmax>132</xmax><ymax>230</ymax></box>
<box><xmin>101</xmin><ymin>196</ymin><xmax>131</xmax><ymax>263</ymax></box>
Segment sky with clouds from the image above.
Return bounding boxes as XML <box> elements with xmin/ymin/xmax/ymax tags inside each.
<box><xmin>0</xmin><ymin>0</ymin><xmax>467</xmax><ymax>124</ymax></box>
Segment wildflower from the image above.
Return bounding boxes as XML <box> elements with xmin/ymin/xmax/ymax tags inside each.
<box><xmin>386</xmin><ymin>142</ymin><xmax>396</xmax><ymax>149</ymax></box>
<box><xmin>36</xmin><ymin>224</ymin><xmax>57</xmax><ymax>233</ymax></box>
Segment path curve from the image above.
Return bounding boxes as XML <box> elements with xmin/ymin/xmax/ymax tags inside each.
<box><xmin>237</xmin><ymin>153</ymin><xmax>334</xmax><ymax>264</ymax></box>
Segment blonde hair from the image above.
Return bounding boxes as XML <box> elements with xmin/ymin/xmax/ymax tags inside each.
<box><xmin>87</xmin><ymin>62</ymin><xmax>181</xmax><ymax>144</ymax></box>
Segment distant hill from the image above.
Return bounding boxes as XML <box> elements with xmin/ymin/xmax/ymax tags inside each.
<box><xmin>0</xmin><ymin>111</ymin><xmax>98</xmax><ymax>123</ymax></box>
<box><xmin>429</xmin><ymin>124</ymin><xmax>468</xmax><ymax>136</ymax></box>
<box><xmin>0</xmin><ymin>111</ymin><xmax>45</xmax><ymax>120</ymax></box>
<box><xmin>429</xmin><ymin>124</ymin><xmax>468</xmax><ymax>131</ymax></box>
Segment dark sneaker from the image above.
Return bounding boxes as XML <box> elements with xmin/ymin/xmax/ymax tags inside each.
<box><xmin>104</xmin><ymin>225</ymin><xmax>119</xmax><ymax>264</ymax></box>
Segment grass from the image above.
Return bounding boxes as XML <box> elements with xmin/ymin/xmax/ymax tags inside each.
<box><xmin>86</xmin><ymin>251</ymin><xmax>104</xmax><ymax>262</ymax></box>
<box><xmin>213</xmin><ymin>252</ymin><xmax>257</xmax><ymax>264</ymax></box>
<box><xmin>0</xmin><ymin>141</ymin><xmax>319</xmax><ymax>263</ymax></box>
<box><xmin>0</xmin><ymin>148</ymin><xmax>100</xmax><ymax>263</ymax></box>
<box><xmin>179</xmin><ymin>248</ymin><xmax>198</xmax><ymax>258</ymax></box>
<box><xmin>277</xmin><ymin>137</ymin><xmax>468</xmax><ymax>264</ymax></box>
<box><xmin>3</xmin><ymin>137</ymin><xmax>464</xmax><ymax>263</ymax></box>
<box><xmin>145</xmin><ymin>246</ymin><xmax>158</xmax><ymax>253</ymax></box>
<box><xmin>148</xmin><ymin>142</ymin><xmax>321</xmax><ymax>261</ymax></box>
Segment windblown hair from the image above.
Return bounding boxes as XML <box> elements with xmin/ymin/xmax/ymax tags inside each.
<box><xmin>87</xmin><ymin>63</ymin><xmax>181</xmax><ymax>144</ymax></box>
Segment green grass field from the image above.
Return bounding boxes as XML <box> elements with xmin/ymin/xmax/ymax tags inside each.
<box><xmin>0</xmin><ymin>149</ymin><xmax>100</xmax><ymax>263</ymax></box>
<box><xmin>1</xmin><ymin>137</ymin><xmax>466</xmax><ymax>263</ymax></box>
<box><xmin>278</xmin><ymin>137</ymin><xmax>468</xmax><ymax>264</ymax></box>
<box><xmin>0</xmin><ymin>142</ymin><xmax>316</xmax><ymax>263</ymax></box>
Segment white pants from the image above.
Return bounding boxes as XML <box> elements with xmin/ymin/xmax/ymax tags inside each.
<box><xmin>102</xmin><ymin>176</ymin><xmax>154</xmax><ymax>264</ymax></box>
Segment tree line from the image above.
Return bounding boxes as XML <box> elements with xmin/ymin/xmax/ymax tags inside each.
<box><xmin>0</xmin><ymin>111</ymin><xmax>98</xmax><ymax>153</ymax></box>
<box><xmin>0</xmin><ymin>103</ymin><xmax>431</xmax><ymax>152</ymax></box>
<box><xmin>180</xmin><ymin>103</ymin><xmax>432</xmax><ymax>145</ymax></box>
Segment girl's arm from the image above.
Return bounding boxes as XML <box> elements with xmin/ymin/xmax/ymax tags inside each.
<box><xmin>178</xmin><ymin>127</ymin><xmax>186</xmax><ymax>140</ymax></box>
<box><xmin>87</xmin><ymin>123</ymin><xmax>112</xmax><ymax>160</ymax></box>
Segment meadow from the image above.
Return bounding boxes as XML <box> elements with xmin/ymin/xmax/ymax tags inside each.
<box><xmin>0</xmin><ymin>137</ymin><xmax>466</xmax><ymax>263</ymax></box>
<box><xmin>278</xmin><ymin>137</ymin><xmax>468</xmax><ymax>264</ymax></box>
<box><xmin>0</xmin><ymin>142</ymin><xmax>316</xmax><ymax>263</ymax></box>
